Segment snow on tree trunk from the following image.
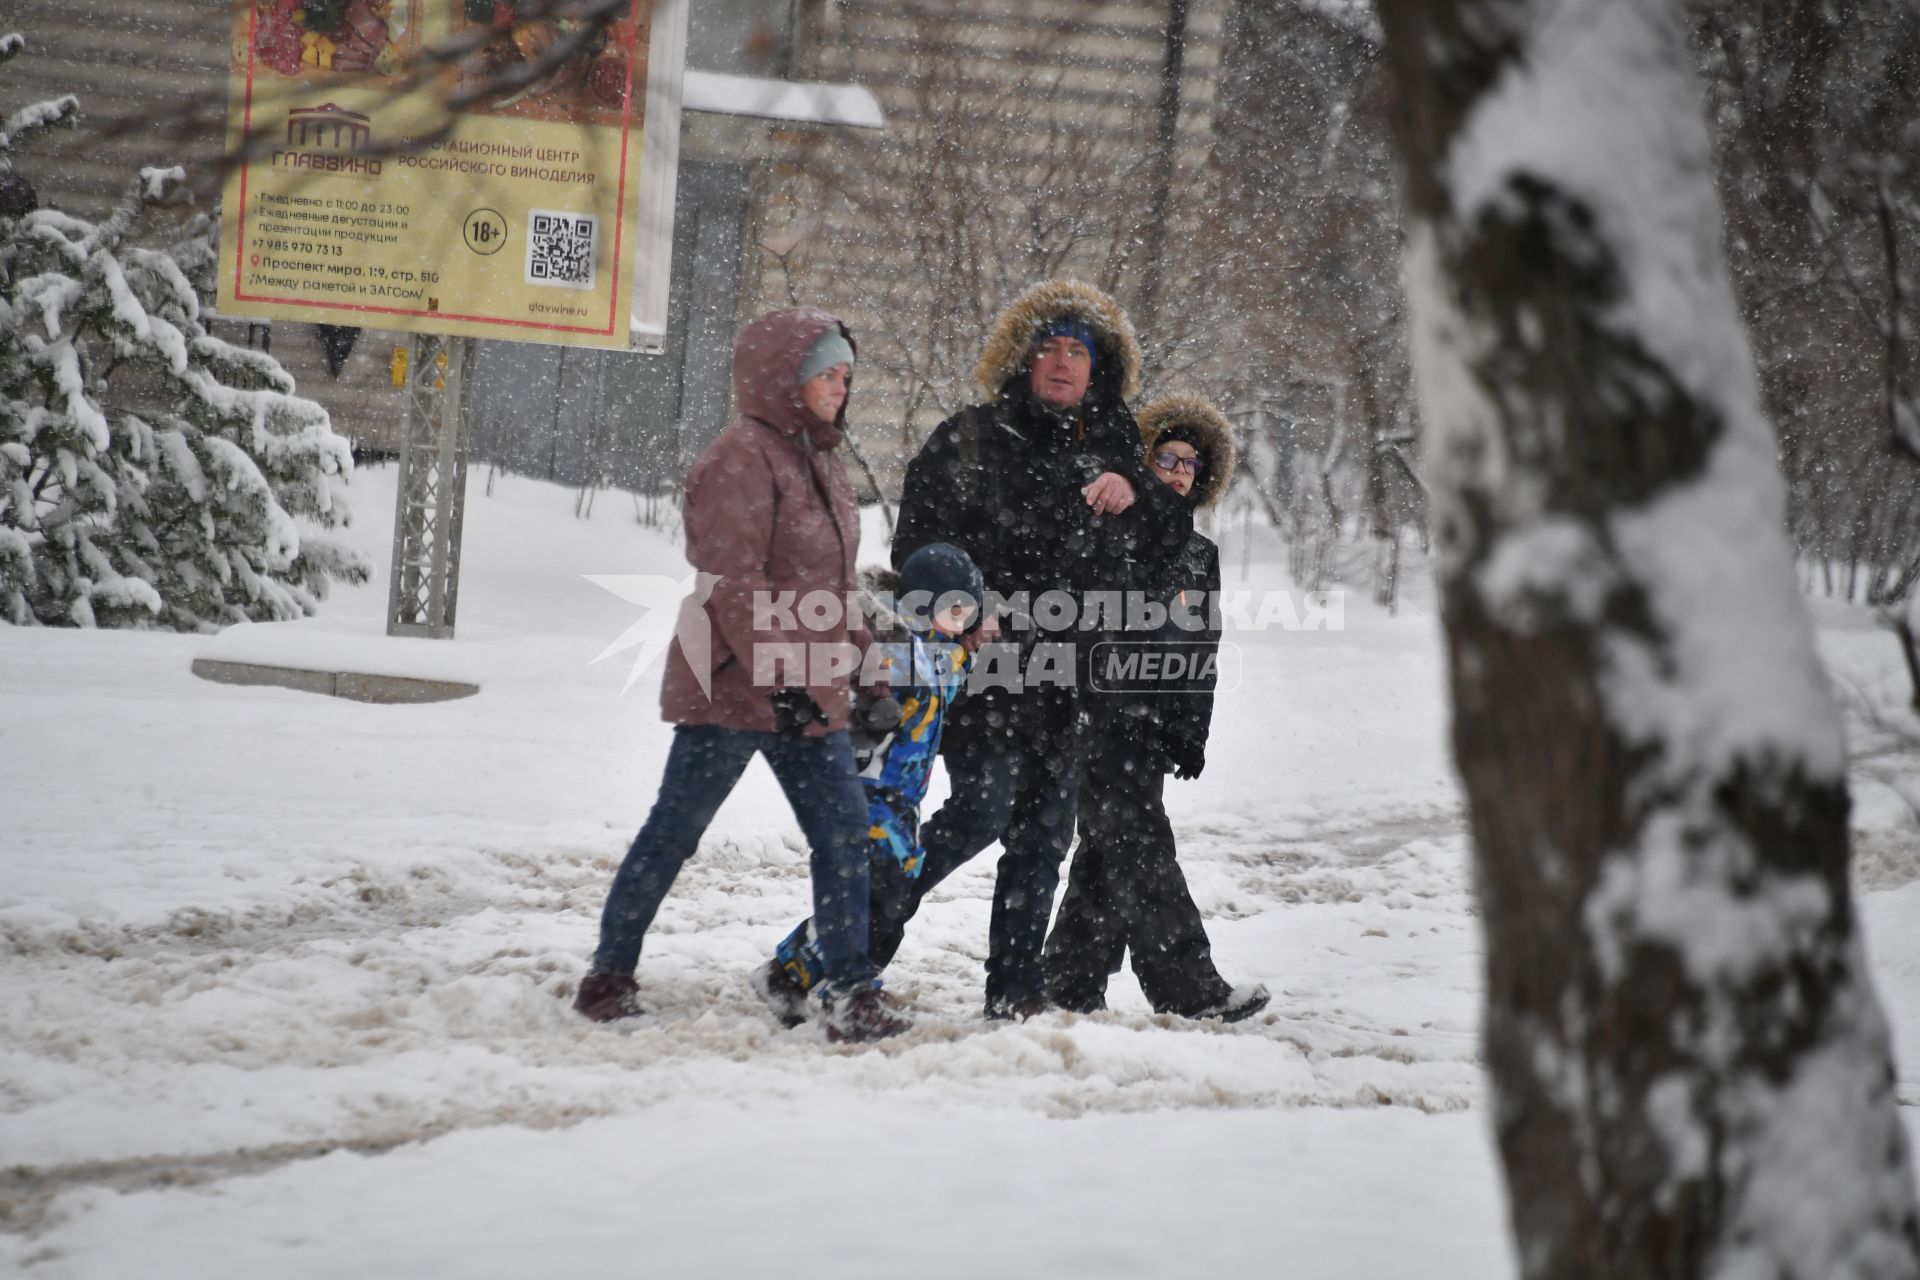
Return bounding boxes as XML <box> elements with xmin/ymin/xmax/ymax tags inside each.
<box><xmin>0</xmin><ymin>36</ymin><xmax>370</xmax><ymax>629</ymax></box>
<box><xmin>1376</xmin><ymin>1</ymin><xmax>1920</xmax><ymax>1274</ymax></box>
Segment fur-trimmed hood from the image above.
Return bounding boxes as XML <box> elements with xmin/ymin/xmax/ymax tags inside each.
<box><xmin>859</xmin><ymin>565</ymin><xmax>910</xmax><ymax>641</ymax></box>
<box><xmin>974</xmin><ymin>278</ymin><xmax>1143</xmax><ymax>403</ymax></box>
<box><xmin>1137</xmin><ymin>393</ymin><xmax>1236</xmax><ymax>511</ymax></box>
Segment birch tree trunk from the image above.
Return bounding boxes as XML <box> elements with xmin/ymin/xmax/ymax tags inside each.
<box><xmin>1374</xmin><ymin>1</ymin><xmax>1920</xmax><ymax>1274</ymax></box>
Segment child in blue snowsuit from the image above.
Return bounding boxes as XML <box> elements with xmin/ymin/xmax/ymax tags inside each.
<box><xmin>755</xmin><ymin>543</ymin><xmax>985</xmax><ymax>1026</ymax></box>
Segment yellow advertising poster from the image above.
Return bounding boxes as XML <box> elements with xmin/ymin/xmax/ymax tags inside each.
<box><xmin>217</xmin><ymin>1</ymin><xmax>650</xmax><ymax>349</ymax></box>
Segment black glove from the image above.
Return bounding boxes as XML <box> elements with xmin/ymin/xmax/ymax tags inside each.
<box><xmin>1164</xmin><ymin>733</ymin><xmax>1205</xmax><ymax>780</ymax></box>
<box><xmin>770</xmin><ymin>687</ymin><xmax>826</xmax><ymax>739</ymax></box>
<box><xmin>856</xmin><ymin>694</ymin><xmax>903</xmax><ymax>734</ymax></box>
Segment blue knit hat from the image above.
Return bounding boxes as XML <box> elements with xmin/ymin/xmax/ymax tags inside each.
<box><xmin>898</xmin><ymin>542</ymin><xmax>984</xmax><ymax>629</ymax></box>
<box><xmin>1036</xmin><ymin>317</ymin><xmax>1098</xmax><ymax>374</ymax></box>
<box><xmin>797</xmin><ymin>329</ymin><xmax>855</xmax><ymax>385</ymax></box>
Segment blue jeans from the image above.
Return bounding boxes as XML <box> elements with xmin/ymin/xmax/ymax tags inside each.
<box><xmin>592</xmin><ymin>725</ymin><xmax>876</xmax><ymax>991</ymax></box>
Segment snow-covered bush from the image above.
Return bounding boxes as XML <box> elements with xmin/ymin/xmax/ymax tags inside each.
<box><xmin>0</xmin><ymin>34</ymin><xmax>370</xmax><ymax>629</ymax></box>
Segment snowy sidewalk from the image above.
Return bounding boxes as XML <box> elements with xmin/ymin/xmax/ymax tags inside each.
<box><xmin>4</xmin><ymin>470</ymin><xmax>1918</xmax><ymax>1278</ymax></box>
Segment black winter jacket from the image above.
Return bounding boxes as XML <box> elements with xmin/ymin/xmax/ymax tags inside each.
<box><xmin>893</xmin><ymin>383</ymin><xmax>1190</xmax><ymax>746</ymax></box>
<box><xmin>1139</xmin><ymin>528</ymin><xmax>1222</xmax><ymax>761</ymax></box>
<box><xmin>893</xmin><ymin>382</ymin><xmax>1189</xmax><ymax>605</ymax></box>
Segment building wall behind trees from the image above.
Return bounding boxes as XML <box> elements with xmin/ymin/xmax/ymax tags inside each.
<box><xmin>757</xmin><ymin>0</ymin><xmax>1233</xmax><ymax>484</ymax></box>
<box><xmin>15</xmin><ymin>0</ymin><xmax>1902</xmax><ymax>606</ymax></box>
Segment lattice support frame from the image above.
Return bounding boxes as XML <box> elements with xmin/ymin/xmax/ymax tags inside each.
<box><xmin>386</xmin><ymin>334</ymin><xmax>474</xmax><ymax>639</ymax></box>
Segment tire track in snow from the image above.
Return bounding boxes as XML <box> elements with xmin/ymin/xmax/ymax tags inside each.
<box><xmin>1</xmin><ymin>1125</ymin><xmax>577</xmax><ymax>1237</ymax></box>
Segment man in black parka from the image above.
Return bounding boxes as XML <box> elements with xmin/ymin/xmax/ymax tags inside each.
<box><xmin>886</xmin><ymin>279</ymin><xmax>1189</xmax><ymax>1018</ymax></box>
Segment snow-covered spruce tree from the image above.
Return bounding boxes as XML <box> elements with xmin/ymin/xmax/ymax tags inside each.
<box><xmin>0</xmin><ymin>35</ymin><xmax>369</xmax><ymax>629</ymax></box>
<box><xmin>1375</xmin><ymin>1</ymin><xmax>1920</xmax><ymax>1275</ymax></box>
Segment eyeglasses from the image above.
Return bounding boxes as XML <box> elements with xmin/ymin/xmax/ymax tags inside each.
<box><xmin>1151</xmin><ymin>450</ymin><xmax>1204</xmax><ymax>475</ymax></box>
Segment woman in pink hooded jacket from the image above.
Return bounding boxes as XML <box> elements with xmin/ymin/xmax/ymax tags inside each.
<box><xmin>574</xmin><ymin>307</ymin><xmax>908</xmax><ymax>1043</ymax></box>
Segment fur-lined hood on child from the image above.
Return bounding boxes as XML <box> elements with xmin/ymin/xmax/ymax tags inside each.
<box><xmin>1136</xmin><ymin>393</ymin><xmax>1236</xmax><ymax>512</ymax></box>
<box><xmin>858</xmin><ymin>565</ymin><xmax>911</xmax><ymax>643</ymax></box>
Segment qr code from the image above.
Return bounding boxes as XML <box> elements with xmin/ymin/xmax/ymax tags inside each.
<box><xmin>525</xmin><ymin>210</ymin><xmax>597</xmax><ymax>290</ymax></box>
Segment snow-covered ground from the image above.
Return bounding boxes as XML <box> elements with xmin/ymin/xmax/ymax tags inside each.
<box><xmin>3</xmin><ymin>464</ymin><xmax>1917</xmax><ymax>1278</ymax></box>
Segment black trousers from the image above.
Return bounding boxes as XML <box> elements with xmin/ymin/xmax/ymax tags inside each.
<box><xmin>1043</xmin><ymin>726</ymin><xmax>1231</xmax><ymax>1016</ymax></box>
<box><xmin>872</xmin><ymin>687</ymin><xmax>1082</xmax><ymax>1010</ymax></box>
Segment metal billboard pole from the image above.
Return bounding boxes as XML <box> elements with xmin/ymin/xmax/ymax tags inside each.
<box><xmin>386</xmin><ymin>333</ymin><xmax>475</xmax><ymax>639</ymax></box>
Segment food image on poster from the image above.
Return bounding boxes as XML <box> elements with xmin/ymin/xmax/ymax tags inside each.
<box><xmin>217</xmin><ymin>0</ymin><xmax>652</xmax><ymax>350</ymax></box>
<box><xmin>451</xmin><ymin>1</ymin><xmax>649</xmax><ymax>125</ymax></box>
<box><xmin>238</xmin><ymin>0</ymin><xmax>421</xmax><ymax>80</ymax></box>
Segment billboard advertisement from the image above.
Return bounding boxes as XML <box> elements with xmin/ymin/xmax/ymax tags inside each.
<box><xmin>216</xmin><ymin>0</ymin><xmax>682</xmax><ymax>350</ymax></box>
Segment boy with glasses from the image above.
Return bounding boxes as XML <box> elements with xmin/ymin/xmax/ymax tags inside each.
<box><xmin>1045</xmin><ymin>393</ymin><xmax>1270</xmax><ymax>1022</ymax></box>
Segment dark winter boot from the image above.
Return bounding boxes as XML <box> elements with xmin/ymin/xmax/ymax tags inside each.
<box><xmin>752</xmin><ymin>959</ymin><xmax>810</xmax><ymax>1030</ymax></box>
<box><xmin>1048</xmin><ymin>988</ymin><xmax>1108</xmax><ymax>1016</ymax></box>
<box><xmin>1188</xmin><ymin>984</ymin><xmax>1270</xmax><ymax>1024</ymax></box>
<box><xmin>573</xmin><ymin>972</ymin><xmax>642</xmax><ymax>1023</ymax></box>
<box><xmin>818</xmin><ymin>985</ymin><xmax>912</xmax><ymax>1043</ymax></box>
<box><xmin>984</xmin><ymin>994</ymin><xmax>1054</xmax><ymax>1022</ymax></box>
